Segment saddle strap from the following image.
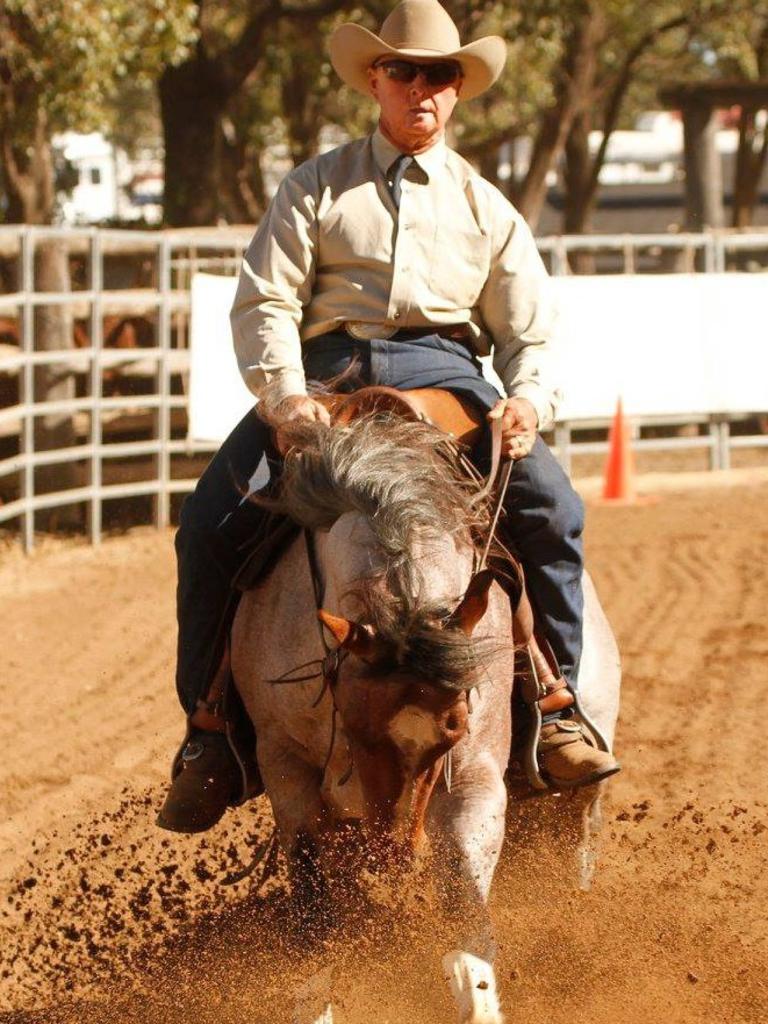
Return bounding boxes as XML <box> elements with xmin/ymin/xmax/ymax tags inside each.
<box><xmin>524</xmin><ymin>636</ymin><xmax>575</xmax><ymax>715</ymax></box>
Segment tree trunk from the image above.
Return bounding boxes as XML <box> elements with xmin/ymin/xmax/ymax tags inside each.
<box><xmin>217</xmin><ymin>117</ymin><xmax>267</xmax><ymax>224</ymax></box>
<box><xmin>159</xmin><ymin>60</ymin><xmax>229</xmax><ymax>226</ymax></box>
<box><xmin>562</xmin><ymin>111</ymin><xmax>597</xmax><ymax>272</ymax></box>
<box><xmin>514</xmin><ymin>3</ymin><xmax>605</xmax><ymax>230</ymax></box>
<box><xmin>732</xmin><ymin>105</ymin><xmax>768</xmax><ymax>229</ymax></box>
<box><xmin>0</xmin><ymin>105</ymin><xmax>56</xmax><ymax>225</ymax></box>
<box><xmin>681</xmin><ymin>101</ymin><xmax>724</xmax><ymax>231</ymax></box>
<box><xmin>281</xmin><ymin>59</ymin><xmax>322</xmax><ymax>169</ymax></box>
<box><xmin>563</xmin><ymin>111</ymin><xmax>594</xmax><ymax>234</ymax></box>
<box><xmin>157</xmin><ymin>0</ymin><xmax>333</xmax><ymax>226</ymax></box>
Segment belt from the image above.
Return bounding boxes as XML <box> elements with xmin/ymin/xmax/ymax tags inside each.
<box><xmin>343</xmin><ymin>320</ymin><xmax>473</xmax><ymax>344</ymax></box>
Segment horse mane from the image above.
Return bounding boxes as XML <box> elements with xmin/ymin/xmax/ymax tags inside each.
<box><xmin>266</xmin><ymin>415</ymin><xmax>498</xmax><ymax>690</ymax></box>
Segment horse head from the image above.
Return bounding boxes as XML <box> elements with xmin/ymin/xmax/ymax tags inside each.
<box><xmin>317</xmin><ymin>569</ymin><xmax>495</xmax><ymax>859</ymax></box>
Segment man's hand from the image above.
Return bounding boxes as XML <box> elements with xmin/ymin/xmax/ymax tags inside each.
<box><xmin>268</xmin><ymin>394</ymin><xmax>331</xmax><ymax>455</ymax></box>
<box><xmin>487</xmin><ymin>397</ymin><xmax>538</xmax><ymax>460</ymax></box>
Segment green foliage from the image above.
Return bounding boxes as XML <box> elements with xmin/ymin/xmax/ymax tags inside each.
<box><xmin>222</xmin><ymin>6</ymin><xmax>377</xmax><ymax>165</ymax></box>
<box><xmin>0</xmin><ymin>0</ymin><xmax>197</xmax><ymax>139</ymax></box>
<box><xmin>695</xmin><ymin>0</ymin><xmax>768</xmax><ymax>79</ymax></box>
<box><xmin>5</xmin><ymin>0</ymin><xmax>766</xmax><ymax>223</ymax></box>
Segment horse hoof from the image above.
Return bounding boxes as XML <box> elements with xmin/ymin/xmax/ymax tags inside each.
<box><xmin>442</xmin><ymin>950</ymin><xmax>503</xmax><ymax>1024</ymax></box>
<box><xmin>293</xmin><ymin>966</ymin><xmax>334</xmax><ymax>1024</ymax></box>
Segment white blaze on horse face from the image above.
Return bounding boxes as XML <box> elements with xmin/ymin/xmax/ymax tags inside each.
<box><xmin>388</xmin><ymin>704</ymin><xmax>443</xmax><ymax>764</ymax></box>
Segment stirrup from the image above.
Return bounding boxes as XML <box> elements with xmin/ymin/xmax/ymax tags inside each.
<box><xmin>169</xmin><ymin>714</ymin><xmax>262</xmax><ymax>806</ymax></box>
<box><xmin>518</xmin><ymin>647</ymin><xmax>613</xmax><ymax>791</ymax></box>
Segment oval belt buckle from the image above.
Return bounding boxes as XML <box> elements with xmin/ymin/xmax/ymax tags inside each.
<box><xmin>344</xmin><ymin>321</ymin><xmax>397</xmax><ymax>341</ymax></box>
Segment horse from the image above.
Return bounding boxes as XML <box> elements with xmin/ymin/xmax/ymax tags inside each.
<box><xmin>230</xmin><ymin>412</ymin><xmax>620</xmax><ymax>1024</ymax></box>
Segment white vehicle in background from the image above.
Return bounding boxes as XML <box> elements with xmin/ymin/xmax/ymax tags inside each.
<box><xmin>591</xmin><ymin>110</ymin><xmax>739</xmax><ymax>186</ymax></box>
<box><xmin>55</xmin><ymin>132</ymin><xmax>162</xmax><ymax>225</ymax></box>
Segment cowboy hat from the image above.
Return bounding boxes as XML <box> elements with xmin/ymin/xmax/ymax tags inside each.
<box><xmin>329</xmin><ymin>0</ymin><xmax>506</xmax><ymax>102</ymax></box>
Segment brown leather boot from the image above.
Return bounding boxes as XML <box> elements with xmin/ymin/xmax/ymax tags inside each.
<box><xmin>537</xmin><ymin>720</ymin><xmax>620</xmax><ymax>790</ymax></box>
<box><xmin>156</xmin><ymin>730</ymin><xmax>241</xmax><ymax>834</ymax></box>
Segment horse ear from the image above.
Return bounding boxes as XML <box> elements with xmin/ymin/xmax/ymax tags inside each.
<box><xmin>318</xmin><ymin>610</ymin><xmax>383</xmax><ymax>661</ymax></box>
<box><xmin>449</xmin><ymin>569</ymin><xmax>495</xmax><ymax>636</ymax></box>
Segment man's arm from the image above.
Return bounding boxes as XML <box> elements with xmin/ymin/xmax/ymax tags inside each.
<box><xmin>477</xmin><ymin>198</ymin><xmax>563</xmax><ymax>443</ymax></box>
<box><xmin>230</xmin><ymin>164</ymin><xmax>320</xmax><ymax>408</ymax></box>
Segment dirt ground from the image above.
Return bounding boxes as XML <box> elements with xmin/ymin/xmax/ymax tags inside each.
<box><xmin>1</xmin><ymin>471</ymin><xmax>767</xmax><ymax>1024</ymax></box>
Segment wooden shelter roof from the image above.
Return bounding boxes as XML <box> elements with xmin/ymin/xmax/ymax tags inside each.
<box><xmin>660</xmin><ymin>80</ymin><xmax>768</xmax><ymax>109</ymax></box>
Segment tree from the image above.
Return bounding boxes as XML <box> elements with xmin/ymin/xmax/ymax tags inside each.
<box><xmin>446</xmin><ymin>0</ymin><xmax>609</xmax><ymax>228</ymax></box>
<box><xmin>0</xmin><ymin>0</ymin><xmax>195</xmax><ymax>224</ymax></box>
<box><xmin>702</xmin><ymin>1</ymin><xmax>768</xmax><ymax>227</ymax></box>
<box><xmin>443</xmin><ymin>0</ymin><xmax>737</xmax><ymax>238</ymax></box>
<box><xmin>159</xmin><ymin>0</ymin><xmax>354</xmax><ymax>226</ymax></box>
<box><xmin>560</xmin><ymin>4</ymin><xmax>699</xmax><ymax>239</ymax></box>
<box><xmin>212</xmin><ymin>5</ymin><xmax>374</xmax><ymax>223</ymax></box>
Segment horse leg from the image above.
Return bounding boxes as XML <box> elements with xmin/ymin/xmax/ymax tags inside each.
<box><xmin>430</xmin><ymin>757</ymin><xmax>508</xmax><ymax>1024</ymax></box>
<box><xmin>287</xmin><ymin>827</ymin><xmax>337</xmax><ymax>1024</ymax></box>
<box><xmin>257</xmin><ymin>739</ymin><xmax>335</xmax><ymax>1024</ymax></box>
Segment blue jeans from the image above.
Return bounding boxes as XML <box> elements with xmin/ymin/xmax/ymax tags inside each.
<box><xmin>174</xmin><ymin>332</ymin><xmax>584</xmax><ymax>712</ymax></box>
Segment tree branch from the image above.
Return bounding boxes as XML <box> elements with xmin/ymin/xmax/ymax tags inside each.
<box><xmin>217</xmin><ymin>0</ymin><xmax>351</xmax><ymax>95</ymax></box>
<box><xmin>280</xmin><ymin>0</ymin><xmax>352</xmax><ymax>19</ymax></box>
<box><xmin>516</xmin><ymin>2</ymin><xmax>606</xmax><ymax>225</ymax></box>
<box><xmin>0</xmin><ymin>74</ymin><xmax>23</xmax><ymax>198</ymax></box>
<box><xmin>458</xmin><ymin>127</ymin><xmax>514</xmax><ymax>160</ymax></box>
<box><xmin>214</xmin><ymin>0</ymin><xmax>281</xmax><ymax>94</ymax></box>
<box><xmin>586</xmin><ymin>13</ymin><xmax>690</xmax><ymax>199</ymax></box>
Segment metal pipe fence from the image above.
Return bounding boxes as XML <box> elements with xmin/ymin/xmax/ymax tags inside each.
<box><xmin>0</xmin><ymin>224</ymin><xmax>766</xmax><ymax>551</ymax></box>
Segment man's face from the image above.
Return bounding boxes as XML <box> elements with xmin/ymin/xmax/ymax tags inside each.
<box><xmin>368</xmin><ymin>58</ymin><xmax>462</xmax><ymax>153</ymax></box>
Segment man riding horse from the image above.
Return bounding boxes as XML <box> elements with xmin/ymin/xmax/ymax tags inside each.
<box><xmin>158</xmin><ymin>0</ymin><xmax>620</xmax><ymax>834</ymax></box>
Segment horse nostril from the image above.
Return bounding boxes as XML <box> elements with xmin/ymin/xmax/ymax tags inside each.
<box><xmin>446</xmin><ymin>714</ymin><xmax>458</xmax><ymax>731</ymax></box>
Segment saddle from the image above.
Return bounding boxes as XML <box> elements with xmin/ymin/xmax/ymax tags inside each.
<box><xmin>316</xmin><ymin>385</ymin><xmax>485</xmax><ymax>448</ymax></box>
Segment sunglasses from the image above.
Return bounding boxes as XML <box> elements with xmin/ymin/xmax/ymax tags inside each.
<box><xmin>373</xmin><ymin>59</ymin><xmax>462</xmax><ymax>87</ymax></box>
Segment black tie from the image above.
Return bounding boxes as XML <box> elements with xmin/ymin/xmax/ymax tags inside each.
<box><xmin>389</xmin><ymin>154</ymin><xmax>413</xmax><ymax>209</ymax></box>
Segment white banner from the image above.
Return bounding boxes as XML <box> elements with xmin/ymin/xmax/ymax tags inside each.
<box><xmin>188</xmin><ymin>272</ymin><xmax>768</xmax><ymax>443</ymax></box>
<box><xmin>188</xmin><ymin>274</ymin><xmax>252</xmax><ymax>443</ymax></box>
<box><xmin>551</xmin><ymin>274</ymin><xmax>768</xmax><ymax>421</ymax></box>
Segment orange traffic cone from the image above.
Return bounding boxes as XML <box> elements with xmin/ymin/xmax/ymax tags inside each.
<box><xmin>602</xmin><ymin>397</ymin><xmax>636</xmax><ymax>502</ymax></box>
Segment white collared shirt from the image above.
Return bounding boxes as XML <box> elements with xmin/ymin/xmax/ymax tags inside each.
<box><xmin>231</xmin><ymin>127</ymin><xmax>563</xmax><ymax>427</ymax></box>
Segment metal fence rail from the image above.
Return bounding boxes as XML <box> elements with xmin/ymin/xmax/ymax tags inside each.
<box><xmin>0</xmin><ymin>224</ymin><xmax>766</xmax><ymax>551</ymax></box>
